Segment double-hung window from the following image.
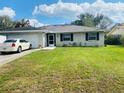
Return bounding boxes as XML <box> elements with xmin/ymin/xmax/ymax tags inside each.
<box><xmin>88</xmin><ymin>32</ymin><xmax>97</xmax><ymax>40</ymax></box>
<box><xmin>61</xmin><ymin>33</ymin><xmax>73</xmax><ymax>41</ymax></box>
<box><xmin>86</xmin><ymin>32</ymin><xmax>99</xmax><ymax>41</ymax></box>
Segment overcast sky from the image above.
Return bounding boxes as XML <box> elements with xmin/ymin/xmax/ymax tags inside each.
<box><xmin>0</xmin><ymin>0</ymin><xmax>124</xmax><ymax>27</ymax></box>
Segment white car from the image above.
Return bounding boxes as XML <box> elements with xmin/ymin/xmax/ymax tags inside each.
<box><xmin>0</xmin><ymin>39</ymin><xmax>32</xmax><ymax>53</ymax></box>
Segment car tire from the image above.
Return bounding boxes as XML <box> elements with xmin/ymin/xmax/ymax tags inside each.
<box><xmin>17</xmin><ymin>46</ymin><xmax>22</xmax><ymax>53</ymax></box>
<box><xmin>29</xmin><ymin>44</ymin><xmax>32</xmax><ymax>49</ymax></box>
<box><xmin>0</xmin><ymin>52</ymin><xmax>5</xmax><ymax>55</ymax></box>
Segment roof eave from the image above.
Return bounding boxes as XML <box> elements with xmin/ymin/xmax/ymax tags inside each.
<box><xmin>44</xmin><ymin>30</ymin><xmax>105</xmax><ymax>33</ymax></box>
<box><xmin>0</xmin><ymin>29</ymin><xmax>105</xmax><ymax>34</ymax></box>
<box><xmin>0</xmin><ymin>30</ymin><xmax>47</xmax><ymax>34</ymax></box>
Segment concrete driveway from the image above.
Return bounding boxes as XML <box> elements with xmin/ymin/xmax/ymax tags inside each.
<box><xmin>0</xmin><ymin>49</ymin><xmax>40</xmax><ymax>66</ymax></box>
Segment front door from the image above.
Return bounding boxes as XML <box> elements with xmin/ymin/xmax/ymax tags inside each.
<box><xmin>48</xmin><ymin>34</ymin><xmax>55</xmax><ymax>47</ymax></box>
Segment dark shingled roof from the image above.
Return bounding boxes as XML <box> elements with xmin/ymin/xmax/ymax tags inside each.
<box><xmin>0</xmin><ymin>25</ymin><xmax>105</xmax><ymax>33</ymax></box>
<box><xmin>39</xmin><ymin>25</ymin><xmax>105</xmax><ymax>33</ymax></box>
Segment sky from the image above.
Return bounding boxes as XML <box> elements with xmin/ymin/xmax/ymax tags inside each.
<box><xmin>0</xmin><ymin>0</ymin><xmax>124</xmax><ymax>27</ymax></box>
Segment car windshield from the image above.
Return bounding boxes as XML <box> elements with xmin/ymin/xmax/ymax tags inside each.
<box><xmin>4</xmin><ymin>40</ymin><xmax>17</xmax><ymax>43</ymax></box>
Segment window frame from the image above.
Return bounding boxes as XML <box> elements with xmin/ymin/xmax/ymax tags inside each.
<box><xmin>20</xmin><ymin>40</ymin><xmax>28</xmax><ymax>43</ymax></box>
<box><xmin>62</xmin><ymin>33</ymin><xmax>72</xmax><ymax>41</ymax></box>
<box><xmin>87</xmin><ymin>32</ymin><xmax>98</xmax><ymax>41</ymax></box>
<box><xmin>4</xmin><ymin>40</ymin><xmax>17</xmax><ymax>43</ymax></box>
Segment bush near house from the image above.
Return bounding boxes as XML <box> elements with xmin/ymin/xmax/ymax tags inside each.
<box><xmin>120</xmin><ymin>36</ymin><xmax>124</xmax><ymax>46</ymax></box>
<box><xmin>106</xmin><ymin>35</ymin><xmax>124</xmax><ymax>46</ymax></box>
<box><xmin>105</xmin><ymin>35</ymin><xmax>121</xmax><ymax>45</ymax></box>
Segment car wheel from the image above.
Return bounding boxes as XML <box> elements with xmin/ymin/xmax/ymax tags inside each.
<box><xmin>17</xmin><ymin>46</ymin><xmax>22</xmax><ymax>53</ymax></box>
<box><xmin>0</xmin><ymin>52</ymin><xmax>5</xmax><ymax>55</ymax></box>
<box><xmin>29</xmin><ymin>44</ymin><xmax>32</xmax><ymax>49</ymax></box>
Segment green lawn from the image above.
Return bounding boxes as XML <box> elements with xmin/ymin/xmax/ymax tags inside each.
<box><xmin>0</xmin><ymin>46</ymin><xmax>124</xmax><ymax>93</ymax></box>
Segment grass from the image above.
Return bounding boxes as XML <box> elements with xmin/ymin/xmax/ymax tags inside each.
<box><xmin>0</xmin><ymin>46</ymin><xmax>124</xmax><ymax>93</ymax></box>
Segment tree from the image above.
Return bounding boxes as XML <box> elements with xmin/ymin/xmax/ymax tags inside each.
<box><xmin>0</xmin><ymin>16</ymin><xmax>32</xmax><ymax>31</ymax></box>
<box><xmin>71</xmin><ymin>13</ymin><xmax>112</xmax><ymax>29</ymax></box>
<box><xmin>94</xmin><ymin>14</ymin><xmax>104</xmax><ymax>26</ymax></box>
<box><xmin>81</xmin><ymin>13</ymin><xmax>95</xmax><ymax>27</ymax></box>
<box><xmin>71</xmin><ymin>13</ymin><xmax>95</xmax><ymax>27</ymax></box>
<box><xmin>71</xmin><ymin>20</ymin><xmax>83</xmax><ymax>26</ymax></box>
<box><xmin>15</xmin><ymin>19</ymin><xmax>30</xmax><ymax>28</ymax></box>
<box><xmin>97</xmin><ymin>17</ymin><xmax>112</xmax><ymax>29</ymax></box>
<box><xmin>0</xmin><ymin>16</ymin><xmax>14</xmax><ymax>30</ymax></box>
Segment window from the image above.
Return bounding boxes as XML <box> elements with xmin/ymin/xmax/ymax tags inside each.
<box><xmin>86</xmin><ymin>32</ymin><xmax>99</xmax><ymax>40</ymax></box>
<box><xmin>20</xmin><ymin>40</ymin><xmax>28</xmax><ymax>43</ymax></box>
<box><xmin>4</xmin><ymin>40</ymin><xmax>17</xmax><ymax>43</ymax></box>
<box><xmin>61</xmin><ymin>33</ymin><xmax>73</xmax><ymax>41</ymax></box>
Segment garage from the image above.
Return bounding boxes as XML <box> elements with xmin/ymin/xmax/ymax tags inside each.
<box><xmin>0</xmin><ymin>35</ymin><xmax>6</xmax><ymax>43</ymax></box>
<box><xmin>0</xmin><ymin>30</ymin><xmax>46</xmax><ymax>48</ymax></box>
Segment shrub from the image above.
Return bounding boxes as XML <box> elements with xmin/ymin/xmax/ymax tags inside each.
<box><xmin>105</xmin><ymin>35</ymin><xmax>121</xmax><ymax>45</ymax></box>
<box><xmin>120</xmin><ymin>36</ymin><xmax>124</xmax><ymax>46</ymax></box>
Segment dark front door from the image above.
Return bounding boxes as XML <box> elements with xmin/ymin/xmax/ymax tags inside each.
<box><xmin>47</xmin><ymin>34</ymin><xmax>55</xmax><ymax>47</ymax></box>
